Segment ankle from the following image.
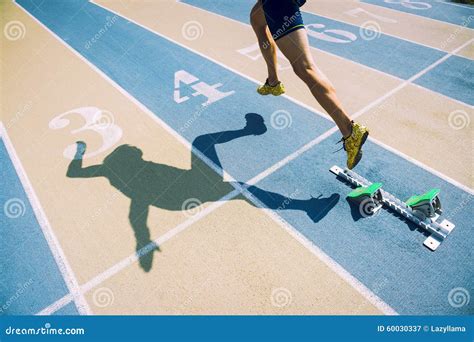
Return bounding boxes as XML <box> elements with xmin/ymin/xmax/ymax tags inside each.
<box><xmin>266</xmin><ymin>78</ymin><xmax>280</xmax><ymax>87</ymax></box>
<box><xmin>343</xmin><ymin>121</ymin><xmax>354</xmax><ymax>139</ymax></box>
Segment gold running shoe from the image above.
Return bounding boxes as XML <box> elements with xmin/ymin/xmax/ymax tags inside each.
<box><xmin>257</xmin><ymin>79</ymin><xmax>285</xmax><ymax>96</ymax></box>
<box><xmin>341</xmin><ymin>121</ymin><xmax>369</xmax><ymax>170</ymax></box>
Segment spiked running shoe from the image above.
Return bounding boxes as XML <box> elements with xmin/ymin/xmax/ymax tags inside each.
<box><xmin>341</xmin><ymin>121</ymin><xmax>369</xmax><ymax>170</ymax></box>
<box><xmin>257</xmin><ymin>79</ymin><xmax>285</xmax><ymax>96</ymax></box>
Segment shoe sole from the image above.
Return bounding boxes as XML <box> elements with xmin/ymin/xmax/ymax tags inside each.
<box><xmin>349</xmin><ymin>130</ymin><xmax>369</xmax><ymax>169</ymax></box>
<box><xmin>257</xmin><ymin>92</ymin><xmax>285</xmax><ymax>96</ymax></box>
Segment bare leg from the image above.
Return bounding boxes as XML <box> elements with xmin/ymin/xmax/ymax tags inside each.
<box><xmin>250</xmin><ymin>0</ymin><xmax>279</xmax><ymax>85</ymax></box>
<box><xmin>275</xmin><ymin>29</ymin><xmax>352</xmax><ymax>137</ymax></box>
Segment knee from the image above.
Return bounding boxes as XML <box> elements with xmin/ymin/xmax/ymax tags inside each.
<box><xmin>293</xmin><ymin>62</ymin><xmax>313</xmax><ymax>83</ymax></box>
<box><xmin>293</xmin><ymin>63</ymin><xmax>335</xmax><ymax>94</ymax></box>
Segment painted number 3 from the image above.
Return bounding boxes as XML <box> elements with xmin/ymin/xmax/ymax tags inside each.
<box><xmin>49</xmin><ymin>106</ymin><xmax>123</xmax><ymax>159</ymax></box>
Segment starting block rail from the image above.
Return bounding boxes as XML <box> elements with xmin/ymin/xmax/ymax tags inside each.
<box><xmin>330</xmin><ymin>166</ymin><xmax>455</xmax><ymax>251</ymax></box>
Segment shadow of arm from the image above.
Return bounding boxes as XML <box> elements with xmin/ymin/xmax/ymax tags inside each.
<box><xmin>66</xmin><ymin>141</ymin><xmax>104</xmax><ymax>178</ymax></box>
<box><xmin>67</xmin><ymin>159</ymin><xmax>104</xmax><ymax>178</ymax></box>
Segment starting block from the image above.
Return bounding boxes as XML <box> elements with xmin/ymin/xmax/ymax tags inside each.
<box><xmin>406</xmin><ymin>189</ymin><xmax>442</xmax><ymax>220</ymax></box>
<box><xmin>329</xmin><ymin>165</ymin><xmax>455</xmax><ymax>251</ymax></box>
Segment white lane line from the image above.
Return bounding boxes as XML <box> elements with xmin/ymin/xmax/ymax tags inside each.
<box><xmin>0</xmin><ymin>122</ymin><xmax>91</xmax><ymax>315</ymax></box>
<box><xmin>37</xmin><ymin>294</ymin><xmax>74</xmax><ymax>315</ymax></box>
<box><xmin>177</xmin><ymin>0</ymin><xmax>474</xmax><ymax>106</ymax></box>
<box><xmin>24</xmin><ymin>0</ymin><xmax>397</xmax><ymax>315</ymax></box>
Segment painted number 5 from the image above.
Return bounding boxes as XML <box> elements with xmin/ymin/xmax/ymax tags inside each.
<box><xmin>49</xmin><ymin>106</ymin><xmax>123</xmax><ymax>159</ymax></box>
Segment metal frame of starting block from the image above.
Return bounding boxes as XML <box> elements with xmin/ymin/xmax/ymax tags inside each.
<box><xmin>329</xmin><ymin>165</ymin><xmax>455</xmax><ymax>251</ymax></box>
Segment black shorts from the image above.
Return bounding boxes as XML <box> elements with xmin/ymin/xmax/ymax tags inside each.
<box><xmin>262</xmin><ymin>0</ymin><xmax>306</xmax><ymax>41</ymax></box>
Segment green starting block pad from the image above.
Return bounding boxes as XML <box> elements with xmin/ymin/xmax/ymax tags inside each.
<box><xmin>348</xmin><ymin>183</ymin><xmax>383</xmax><ymax>199</ymax></box>
<box><xmin>329</xmin><ymin>165</ymin><xmax>455</xmax><ymax>251</ymax></box>
<box><xmin>347</xmin><ymin>183</ymin><xmax>383</xmax><ymax>215</ymax></box>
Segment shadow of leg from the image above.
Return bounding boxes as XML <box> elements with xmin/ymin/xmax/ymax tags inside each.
<box><xmin>242</xmin><ymin>184</ymin><xmax>340</xmax><ymax>223</ymax></box>
<box><xmin>129</xmin><ymin>200</ymin><xmax>160</xmax><ymax>272</ymax></box>
<box><xmin>191</xmin><ymin>113</ymin><xmax>267</xmax><ymax>173</ymax></box>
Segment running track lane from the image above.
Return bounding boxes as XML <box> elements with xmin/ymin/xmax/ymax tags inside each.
<box><xmin>0</xmin><ymin>137</ymin><xmax>77</xmax><ymax>315</ymax></box>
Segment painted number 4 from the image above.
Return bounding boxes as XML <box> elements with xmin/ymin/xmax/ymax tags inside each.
<box><xmin>174</xmin><ymin>70</ymin><xmax>235</xmax><ymax>107</ymax></box>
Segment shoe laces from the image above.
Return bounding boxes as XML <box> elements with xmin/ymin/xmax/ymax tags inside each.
<box><xmin>333</xmin><ymin>137</ymin><xmax>347</xmax><ymax>153</ymax></box>
<box><xmin>333</xmin><ymin>122</ymin><xmax>354</xmax><ymax>153</ymax></box>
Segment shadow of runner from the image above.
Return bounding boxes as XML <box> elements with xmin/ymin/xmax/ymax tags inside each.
<box><xmin>66</xmin><ymin>113</ymin><xmax>339</xmax><ymax>272</ymax></box>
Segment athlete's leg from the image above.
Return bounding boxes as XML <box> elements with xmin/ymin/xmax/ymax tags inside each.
<box><xmin>275</xmin><ymin>29</ymin><xmax>352</xmax><ymax>137</ymax></box>
<box><xmin>250</xmin><ymin>0</ymin><xmax>279</xmax><ymax>85</ymax></box>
